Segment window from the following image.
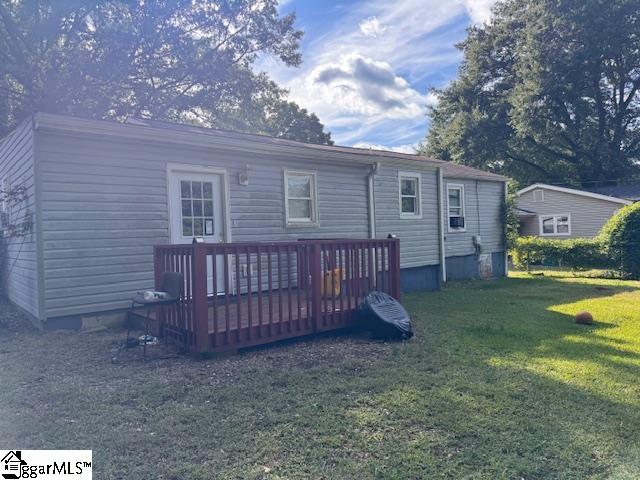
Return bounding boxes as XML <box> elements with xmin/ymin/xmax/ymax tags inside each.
<box><xmin>539</xmin><ymin>214</ymin><xmax>571</xmax><ymax>236</ymax></box>
<box><xmin>399</xmin><ymin>172</ymin><xmax>421</xmax><ymax>217</ymax></box>
<box><xmin>533</xmin><ymin>189</ymin><xmax>544</xmax><ymax>202</ymax></box>
<box><xmin>447</xmin><ymin>184</ymin><xmax>465</xmax><ymax>231</ymax></box>
<box><xmin>284</xmin><ymin>170</ymin><xmax>317</xmax><ymax>225</ymax></box>
<box><xmin>180</xmin><ymin>179</ymin><xmax>216</xmax><ymax>237</ymax></box>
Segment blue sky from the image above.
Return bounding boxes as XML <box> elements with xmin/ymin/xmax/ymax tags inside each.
<box><xmin>259</xmin><ymin>0</ymin><xmax>497</xmax><ymax>152</ymax></box>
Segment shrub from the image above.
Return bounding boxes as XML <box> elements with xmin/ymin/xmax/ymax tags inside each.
<box><xmin>511</xmin><ymin>236</ymin><xmax>611</xmax><ymax>271</ymax></box>
<box><xmin>598</xmin><ymin>202</ymin><xmax>640</xmax><ymax>279</ymax></box>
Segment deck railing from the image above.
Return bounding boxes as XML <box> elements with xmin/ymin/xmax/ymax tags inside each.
<box><xmin>154</xmin><ymin>238</ymin><xmax>400</xmax><ymax>353</ymax></box>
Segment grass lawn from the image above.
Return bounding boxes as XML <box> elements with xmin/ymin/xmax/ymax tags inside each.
<box><xmin>2</xmin><ymin>271</ymin><xmax>640</xmax><ymax>479</ymax></box>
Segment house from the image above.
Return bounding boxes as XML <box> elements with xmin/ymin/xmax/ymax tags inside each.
<box><xmin>588</xmin><ymin>183</ymin><xmax>640</xmax><ymax>202</ymax></box>
<box><xmin>516</xmin><ymin>183</ymin><xmax>631</xmax><ymax>239</ymax></box>
<box><xmin>0</xmin><ymin>113</ymin><xmax>508</xmax><ymax>330</ymax></box>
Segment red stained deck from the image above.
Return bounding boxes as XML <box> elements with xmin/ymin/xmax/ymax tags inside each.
<box><xmin>155</xmin><ymin>239</ymin><xmax>400</xmax><ymax>353</ymax></box>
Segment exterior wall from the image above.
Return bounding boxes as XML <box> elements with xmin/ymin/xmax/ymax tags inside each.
<box><xmin>517</xmin><ymin>188</ymin><xmax>623</xmax><ymax>238</ymax></box>
<box><xmin>0</xmin><ymin>119</ymin><xmax>39</xmax><ymax>318</ymax></box>
<box><xmin>373</xmin><ymin>164</ymin><xmax>440</xmax><ymax>268</ymax></box>
<box><xmin>30</xmin><ymin>125</ymin><xmax>508</xmax><ymax>322</ymax></box>
<box><xmin>400</xmin><ymin>265</ymin><xmax>440</xmax><ymax>293</ymax></box>
<box><xmin>38</xmin><ymin>130</ymin><xmax>449</xmax><ymax>320</ymax></box>
<box><xmin>442</xmin><ymin>178</ymin><xmax>505</xmax><ymax>258</ymax></box>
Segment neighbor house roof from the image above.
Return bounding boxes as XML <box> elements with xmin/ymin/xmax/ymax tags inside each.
<box><xmin>517</xmin><ymin>183</ymin><xmax>632</xmax><ymax>205</ymax></box>
<box><xmin>588</xmin><ymin>184</ymin><xmax>640</xmax><ymax>201</ymax></box>
<box><xmin>32</xmin><ymin>113</ymin><xmax>508</xmax><ymax>183</ymax></box>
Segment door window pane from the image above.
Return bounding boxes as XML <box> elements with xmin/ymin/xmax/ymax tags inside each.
<box><xmin>191</xmin><ymin>181</ymin><xmax>202</xmax><ymax>198</ymax></box>
<box><xmin>181</xmin><ymin>181</ymin><xmax>191</xmax><ymax>198</ymax></box>
<box><xmin>193</xmin><ymin>218</ymin><xmax>203</xmax><ymax>236</ymax></box>
<box><xmin>203</xmin><ymin>200</ymin><xmax>213</xmax><ymax>217</ymax></box>
<box><xmin>179</xmin><ymin>179</ymin><xmax>216</xmax><ymax>237</ymax></box>
<box><xmin>193</xmin><ymin>199</ymin><xmax>203</xmax><ymax>216</ymax></box>
<box><xmin>182</xmin><ymin>218</ymin><xmax>193</xmax><ymax>236</ymax></box>
<box><xmin>181</xmin><ymin>200</ymin><xmax>192</xmax><ymax>217</ymax></box>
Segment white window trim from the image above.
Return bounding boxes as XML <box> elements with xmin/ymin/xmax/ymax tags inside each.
<box><xmin>539</xmin><ymin>214</ymin><xmax>571</xmax><ymax>236</ymax></box>
<box><xmin>533</xmin><ymin>189</ymin><xmax>544</xmax><ymax>202</ymax></box>
<box><xmin>398</xmin><ymin>171</ymin><xmax>422</xmax><ymax>219</ymax></box>
<box><xmin>284</xmin><ymin>169</ymin><xmax>319</xmax><ymax>227</ymax></box>
<box><xmin>447</xmin><ymin>183</ymin><xmax>466</xmax><ymax>232</ymax></box>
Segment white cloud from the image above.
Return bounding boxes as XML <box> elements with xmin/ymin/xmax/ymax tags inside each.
<box><xmin>359</xmin><ymin>16</ymin><xmax>387</xmax><ymax>37</ymax></box>
<box><xmin>262</xmin><ymin>0</ymin><xmax>498</xmax><ymax>146</ymax></box>
<box><xmin>308</xmin><ymin>54</ymin><xmax>431</xmax><ymax>119</ymax></box>
<box><xmin>464</xmin><ymin>0</ymin><xmax>497</xmax><ymax>24</ymax></box>
<box><xmin>352</xmin><ymin>142</ymin><xmax>418</xmax><ymax>154</ymax></box>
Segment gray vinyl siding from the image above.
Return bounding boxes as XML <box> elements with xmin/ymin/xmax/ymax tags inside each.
<box><xmin>373</xmin><ymin>164</ymin><xmax>440</xmax><ymax>268</ymax></box>
<box><xmin>517</xmin><ymin>188</ymin><xmax>623</xmax><ymax>238</ymax></box>
<box><xmin>37</xmin><ymin>131</ymin><xmax>370</xmax><ymax>318</ymax></box>
<box><xmin>443</xmin><ymin>178</ymin><xmax>505</xmax><ymax>257</ymax></box>
<box><xmin>0</xmin><ymin>119</ymin><xmax>39</xmax><ymax>318</ymax></box>
<box><xmin>31</xmin><ymin>125</ymin><xmax>507</xmax><ymax>320</ymax></box>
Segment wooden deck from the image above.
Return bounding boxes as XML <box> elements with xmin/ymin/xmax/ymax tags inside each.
<box><xmin>205</xmin><ymin>289</ymin><xmax>362</xmax><ymax>333</ymax></box>
<box><xmin>155</xmin><ymin>239</ymin><xmax>401</xmax><ymax>353</ymax></box>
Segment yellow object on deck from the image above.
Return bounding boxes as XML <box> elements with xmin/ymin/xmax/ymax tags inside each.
<box><xmin>321</xmin><ymin>268</ymin><xmax>343</xmax><ymax>297</ymax></box>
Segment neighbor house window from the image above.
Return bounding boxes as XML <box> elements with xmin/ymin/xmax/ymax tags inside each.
<box><xmin>533</xmin><ymin>189</ymin><xmax>544</xmax><ymax>202</ymax></box>
<box><xmin>447</xmin><ymin>184</ymin><xmax>465</xmax><ymax>231</ymax></box>
<box><xmin>399</xmin><ymin>172</ymin><xmax>421</xmax><ymax>218</ymax></box>
<box><xmin>284</xmin><ymin>170</ymin><xmax>318</xmax><ymax>225</ymax></box>
<box><xmin>539</xmin><ymin>214</ymin><xmax>571</xmax><ymax>236</ymax></box>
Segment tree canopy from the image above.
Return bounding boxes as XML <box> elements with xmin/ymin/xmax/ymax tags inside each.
<box><xmin>424</xmin><ymin>0</ymin><xmax>640</xmax><ymax>187</ymax></box>
<box><xmin>0</xmin><ymin>0</ymin><xmax>332</xmax><ymax>144</ymax></box>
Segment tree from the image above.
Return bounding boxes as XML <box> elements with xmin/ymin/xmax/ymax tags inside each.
<box><xmin>424</xmin><ymin>0</ymin><xmax>640</xmax><ymax>187</ymax></box>
<box><xmin>0</xmin><ymin>0</ymin><xmax>332</xmax><ymax>144</ymax></box>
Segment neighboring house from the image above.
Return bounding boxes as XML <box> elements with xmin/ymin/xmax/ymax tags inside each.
<box><xmin>516</xmin><ymin>183</ymin><xmax>631</xmax><ymax>239</ymax></box>
<box><xmin>0</xmin><ymin>113</ymin><xmax>508</xmax><ymax>329</ymax></box>
<box><xmin>588</xmin><ymin>183</ymin><xmax>640</xmax><ymax>202</ymax></box>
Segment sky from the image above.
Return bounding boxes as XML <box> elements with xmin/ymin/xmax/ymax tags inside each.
<box><xmin>259</xmin><ymin>0</ymin><xmax>497</xmax><ymax>153</ymax></box>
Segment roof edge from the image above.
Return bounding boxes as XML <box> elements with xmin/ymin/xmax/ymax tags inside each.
<box><xmin>517</xmin><ymin>183</ymin><xmax>632</xmax><ymax>205</ymax></box>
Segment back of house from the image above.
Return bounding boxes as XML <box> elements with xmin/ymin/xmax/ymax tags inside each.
<box><xmin>0</xmin><ymin>113</ymin><xmax>508</xmax><ymax>329</ymax></box>
<box><xmin>516</xmin><ymin>183</ymin><xmax>631</xmax><ymax>239</ymax></box>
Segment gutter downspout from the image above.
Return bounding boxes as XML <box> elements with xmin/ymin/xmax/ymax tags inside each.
<box><xmin>367</xmin><ymin>162</ymin><xmax>379</xmax><ymax>239</ymax></box>
<box><xmin>437</xmin><ymin>167</ymin><xmax>447</xmax><ymax>284</ymax></box>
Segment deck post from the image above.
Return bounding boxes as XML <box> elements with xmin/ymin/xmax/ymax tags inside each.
<box><xmin>390</xmin><ymin>238</ymin><xmax>401</xmax><ymax>300</ymax></box>
<box><xmin>310</xmin><ymin>242</ymin><xmax>322</xmax><ymax>332</ymax></box>
<box><xmin>192</xmin><ymin>243</ymin><xmax>209</xmax><ymax>353</ymax></box>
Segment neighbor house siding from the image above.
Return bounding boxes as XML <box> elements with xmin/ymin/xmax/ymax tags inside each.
<box><xmin>37</xmin><ymin>131</ymin><xmax>373</xmax><ymax>319</ymax></box>
<box><xmin>373</xmin><ymin>164</ymin><xmax>440</xmax><ymax>268</ymax></box>
<box><xmin>518</xmin><ymin>188</ymin><xmax>623</xmax><ymax>238</ymax></box>
<box><xmin>0</xmin><ymin>119</ymin><xmax>39</xmax><ymax>318</ymax></box>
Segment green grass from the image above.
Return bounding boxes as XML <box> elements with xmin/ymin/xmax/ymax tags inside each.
<box><xmin>2</xmin><ymin>271</ymin><xmax>640</xmax><ymax>479</ymax></box>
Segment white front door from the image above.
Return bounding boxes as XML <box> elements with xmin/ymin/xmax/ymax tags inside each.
<box><xmin>168</xmin><ymin>169</ymin><xmax>226</xmax><ymax>294</ymax></box>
